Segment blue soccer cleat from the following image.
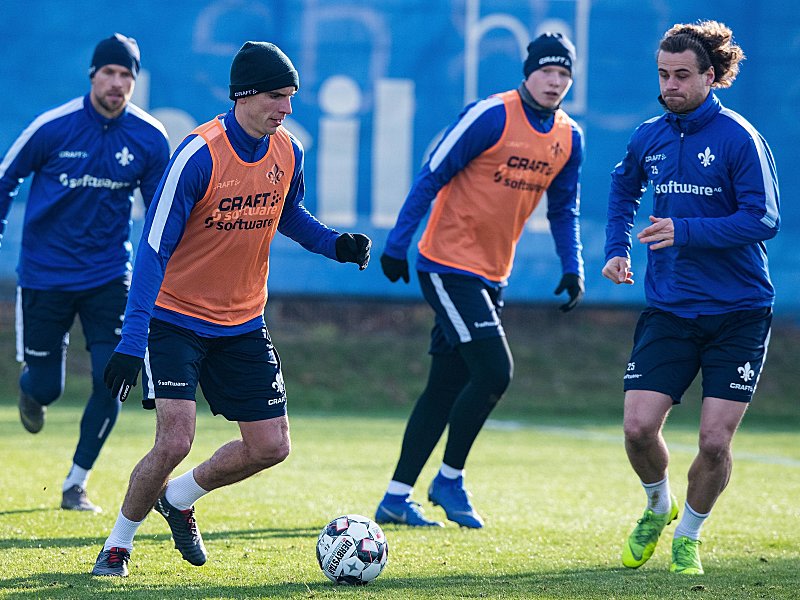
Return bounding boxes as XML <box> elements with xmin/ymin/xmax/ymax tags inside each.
<box><xmin>428</xmin><ymin>474</ymin><xmax>484</xmax><ymax>529</ymax></box>
<box><xmin>375</xmin><ymin>493</ymin><xmax>444</xmax><ymax>527</ymax></box>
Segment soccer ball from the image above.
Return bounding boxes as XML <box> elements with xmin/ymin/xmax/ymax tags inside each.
<box><xmin>316</xmin><ymin>514</ymin><xmax>388</xmax><ymax>585</ymax></box>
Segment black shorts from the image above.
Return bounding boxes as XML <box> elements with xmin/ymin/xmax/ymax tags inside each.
<box><xmin>16</xmin><ymin>278</ymin><xmax>128</xmax><ymax>362</ymax></box>
<box><xmin>143</xmin><ymin>318</ymin><xmax>287</xmax><ymax>421</ymax></box>
<box><xmin>623</xmin><ymin>307</ymin><xmax>772</xmax><ymax>404</ymax></box>
<box><xmin>418</xmin><ymin>271</ymin><xmax>505</xmax><ymax>354</ymax></box>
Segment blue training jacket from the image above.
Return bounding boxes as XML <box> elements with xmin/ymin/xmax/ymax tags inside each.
<box><xmin>384</xmin><ymin>88</ymin><xmax>584</xmax><ymax>286</ymax></box>
<box><xmin>0</xmin><ymin>94</ymin><xmax>170</xmax><ymax>290</ymax></box>
<box><xmin>117</xmin><ymin>108</ymin><xmax>340</xmax><ymax>357</ymax></box>
<box><xmin>605</xmin><ymin>92</ymin><xmax>780</xmax><ymax>317</ymax></box>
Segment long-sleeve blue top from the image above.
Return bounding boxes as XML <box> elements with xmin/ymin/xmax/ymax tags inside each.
<box><xmin>117</xmin><ymin>108</ymin><xmax>340</xmax><ymax>357</ymax></box>
<box><xmin>605</xmin><ymin>92</ymin><xmax>780</xmax><ymax>316</ymax></box>
<box><xmin>0</xmin><ymin>94</ymin><xmax>169</xmax><ymax>290</ymax></box>
<box><xmin>384</xmin><ymin>88</ymin><xmax>584</xmax><ymax>285</ymax></box>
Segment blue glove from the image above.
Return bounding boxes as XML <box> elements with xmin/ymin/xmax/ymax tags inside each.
<box><xmin>104</xmin><ymin>351</ymin><xmax>143</xmax><ymax>403</ymax></box>
<box><xmin>335</xmin><ymin>233</ymin><xmax>372</xmax><ymax>270</ymax></box>
<box><xmin>554</xmin><ymin>273</ymin><xmax>584</xmax><ymax>313</ymax></box>
<box><xmin>0</xmin><ymin>219</ymin><xmax>7</xmax><ymax>249</ymax></box>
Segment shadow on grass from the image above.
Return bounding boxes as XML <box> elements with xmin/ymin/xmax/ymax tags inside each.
<box><xmin>0</xmin><ymin>526</ymin><xmax>321</xmax><ymax>551</ymax></box>
<box><xmin>0</xmin><ymin>507</ymin><xmax>52</xmax><ymax>517</ymax></box>
<box><xmin>2</xmin><ymin>564</ymin><xmax>800</xmax><ymax>599</ymax></box>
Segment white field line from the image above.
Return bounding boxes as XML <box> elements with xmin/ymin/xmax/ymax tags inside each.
<box><xmin>484</xmin><ymin>420</ymin><xmax>800</xmax><ymax>468</ymax></box>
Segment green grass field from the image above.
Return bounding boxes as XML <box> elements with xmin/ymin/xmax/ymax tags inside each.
<box><xmin>1</xmin><ymin>300</ymin><xmax>798</xmax><ymax>599</ymax></box>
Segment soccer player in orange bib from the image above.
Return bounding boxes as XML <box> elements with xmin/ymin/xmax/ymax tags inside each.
<box><xmin>375</xmin><ymin>32</ymin><xmax>585</xmax><ymax>528</ymax></box>
<box><xmin>91</xmin><ymin>41</ymin><xmax>371</xmax><ymax>576</ymax></box>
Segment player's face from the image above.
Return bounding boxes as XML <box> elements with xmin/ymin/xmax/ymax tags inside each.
<box><xmin>235</xmin><ymin>87</ymin><xmax>295</xmax><ymax>138</ymax></box>
<box><xmin>90</xmin><ymin>64</ymin><xmax>135</xmax><ymax>119</ymax></box>
<box><xmin>657</xmin><ymin>50</ymin><xmax>714</xmax><ymax>114</ymax></box>
<box><xmin>524</xmin><ymin>65</ymin><xmax>573</xmax><ymax>109</ymax></box>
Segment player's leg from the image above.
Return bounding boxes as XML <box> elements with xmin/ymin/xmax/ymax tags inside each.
<box><xmin>93</xmin><ymin>318</ymin><xmax>204</xmax><ymax>576</ymax></box>
<box><xmin>92</xmin><ymin>397</ymin><xmax>197</xmax><ymax>576</ymax></box>
<box><xmin>426</xmin><ymin>334</ymin><xmax>512</xmax><ymax>528</ymax></box>
<box><xmin>193</xmin><ymin>415</ymin><xmax>291</xmax><ymax>489</ymax></box>
<box><xmin>151</xmin><ymin>414</ymin><xmax>290</xmax><ymax>569</ymax></box>
<box><xmin>670</xmin><ymin>306</ymin><xmax>771</xmax><ymax>575</ymax></box>
<box><xmin>621</xmin><ymin>309</ymin><xmax>699</xmax><ymax>567</ymax></box>
<box><xmin>189</xmin><ymin>324</ymin><xmax>291</xmax><ymax>487</ymax></box>
<box><xmin>376</xmin><ymin>349</ymin><xmax>467</xmax><ymax>526</ymax></box>
<box><xmin>417</xmin><ymin>273</ymin><xmax>510</xmax><ymax>528</ymax></box>
<box><xmin>16</xmin><ymin>287</ymin><xmax>75</xmax><ymax>434</ymax></box>
<box><xmin>687</xmin><ymin>398</ymin><xmax>748</xmax><ymax>513</ymax></box>
<box><xmin>623</xmin><ymin>390</ymin><xmax>673</xmax><ymax>492</ymax></box>
<box><xmin>64</xmin><ymin>278</ymin><xmax>128</xmax><ymax>512</ymax></box>
<box><xmin>152</xmin><ymin>325</ymin><xmax>289</xmax><ymax>565</ymax></box>
<box><xmin>621</xmin><ymin>389</ymin><xmax>679</xmax><ymax>567</ymax></box>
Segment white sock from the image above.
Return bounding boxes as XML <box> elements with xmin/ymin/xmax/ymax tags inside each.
<box><xmin>439</xmin><ymin>463</ymin><xmax>464</xmax><ymax>480</ymax></box>
<box><xmin>165</xmin><ymin>469</ymin><xmax>209</xmax><ymax>510</ymax></box>
<box><xmin>674</xmin><ymin>502</ymin><xmax>709</xmax><ymax>540</ymax></box>
<box><xmin>63</xmin><ymin>464</ymin><xmax>90</xmax><ymax>492</ymax></box>
<box><xmin>641</xmin><ymin>477</ymin><xmax>672</xmax><ymax>513</ymax></box>
<box><xmin>386</xmin><ymin>481</ymin><xmax>413</xmax><ymax>497</ymax></box>
<box><xmin>103</xmin><ymin>510</ymin><xmax>143</xmax><ymax>551</ymax></box>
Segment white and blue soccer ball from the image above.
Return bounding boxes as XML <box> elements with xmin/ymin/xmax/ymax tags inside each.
<box><xmin>316</xmin><ymin>514</ymin><xmax>388</xmax><ymax>585</ymax></box>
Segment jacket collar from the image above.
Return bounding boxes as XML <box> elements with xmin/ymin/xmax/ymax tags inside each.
<box><xmin>660</xmin><ymin>91</ymin><xmax>721</xmax><ymax>134</ymax></box>
<box><xmin>224</xmin><ymin>108</ymin><xmax>270</xmax><ymax>162</ymax></box>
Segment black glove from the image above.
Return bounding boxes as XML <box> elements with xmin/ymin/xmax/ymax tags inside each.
<box><xmin>335</xmin><ymin>233</ymin><xmax>371</xmax><ymax>270</ymax></box>
<box><xmin>380</xmin><ymin>253</ymin><xmax>409</xmax><ymax>283</ymax></box>
<box><xmin>554</xmin><ymin>273</ymin><xmax>584</xmax><ymax>313</ymax></box>
<box><xmin>104</xmin><ymin>351</ymin><xmax>143</xmax><ymax>403</ymax></box>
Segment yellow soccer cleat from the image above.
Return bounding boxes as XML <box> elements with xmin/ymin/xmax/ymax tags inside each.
<box><xmin>622</xmin><ymin>494</ymin><xmax>679</xmax><ymax>568</ymax></box>
<box><xmin>670</xmin><ymin>536</ymin><xmax>704</xmax><ymax>575</ymax></box>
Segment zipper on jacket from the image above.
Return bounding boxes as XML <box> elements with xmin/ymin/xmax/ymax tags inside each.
<box><xmin>678</xmin><ymin>131</ymin><xmax>685</xmax><ymax>177</ymax></box>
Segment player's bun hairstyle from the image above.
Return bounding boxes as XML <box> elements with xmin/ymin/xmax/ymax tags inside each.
<box><xmin>658</xmin><ymin>20</ymin><xmax>745</xmax><ymax>89</ymax></box>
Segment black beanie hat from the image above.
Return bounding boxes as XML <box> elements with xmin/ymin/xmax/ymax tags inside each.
<box><xmin>90</xmin><ymin>33</ymin><xmax>141</xmax><ymax>79</ymax></box>
<box><xmin>229</xmin><ymin>41</ymin><xmax>299</xmax><ymax>100</ymax></box>
<box><xmin>523</xmin><ymin>32</ymin><xmax>576</xmax><ymax>78</ymax></box>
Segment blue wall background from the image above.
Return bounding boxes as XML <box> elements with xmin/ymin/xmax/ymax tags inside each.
<box><xmin>1</xmin><ymin>0</ymin><xmax>797</xmax><ymax>312</ymax></box>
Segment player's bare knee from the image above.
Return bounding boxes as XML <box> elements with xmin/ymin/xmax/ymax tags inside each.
<box><xmin>623</xmin><ymin>420</ymin><xmax>656</xmax><ymax>448</ymax></box>
<box><xmin>153</xmin><ymin>436</ymin><xmax>193</xmax><ymax>468</ymax></box>
<box><xmin>248</xmin><ymin>437</ymin><xmax>291</xmax><ymax>469</ymax></box>
<box><xmin>697</xmin><ymin>432</ymin><xmax>732</xmax><ymax>464</ymax></box>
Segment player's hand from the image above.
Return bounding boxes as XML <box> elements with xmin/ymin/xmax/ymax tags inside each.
<box><xmin>104</xmin><ymin>351</ymin><xmax>143</xmax><ymax>402</ymax></box>
<box><xmin>0</xmin><ymin>219</ymin><xmax>7</xmax><ymax>249</ymax></box>
<box><xmin>380</xmin><ymin>253</ymin><xmax>409</xmax><ymax>283</ymax></box>
<box><xmin>637</xmin><ymin>215</ymin><xmax>675</xmax><ymax>250</ymax></box>
<box><xmin>602</xmin><ymin>257</ymin><xmax>634</xmax><ymax>285</ymax></box>
<box><xmin>554</xmin><ymin>273</ymin><xmax>584</xmax><ymax>313</ymax></box>
<box><xmin>336</xmin><ymin>233</ymin><xmax>372</xmax><ymax>270</ymax></box>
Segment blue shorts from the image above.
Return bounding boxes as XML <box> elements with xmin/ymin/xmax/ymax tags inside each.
<box><xmin>143</xmin><ymin>318</ymin><xmax>287</xmax><ymax>421</ymax></box>
<box><xmin>418</xmin><ymin>271</ymin><xmax>505</xmax><ymax>355</ymax></box>
<box><xmin>623</xmin><ymin>307</ymin><xmax>772</xmax><ymax>404</ymax></box>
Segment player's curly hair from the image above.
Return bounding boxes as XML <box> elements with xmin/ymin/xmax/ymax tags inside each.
<box><xmin>659</xmin><ymin>20</ymin><xmax>745</xmax><ymax>88</ymax></box>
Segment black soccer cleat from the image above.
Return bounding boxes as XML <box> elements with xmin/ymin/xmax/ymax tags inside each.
<box><xmin>154</xmin><ymin>494</ymin><xmax>208</xmax><ymax>566</ymax></box>
<box><xmin>61</xmin><ymin>485</ymin><xmax>102</xmax><ymax>512</ymax></box>
<box><xmin>91</xmin><ymin>547</ymin><xmax>130</xmax><ymax>577</ymax></box>
<box><xmin>18</xmin><ymin>390</ymin><xmax>46</xmax><ymax>434</ymax></box>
